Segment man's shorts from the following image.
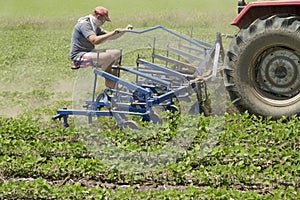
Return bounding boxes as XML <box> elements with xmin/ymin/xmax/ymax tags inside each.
<box><xmin>72</xmin><ymin>54</ymin><xmax>94</xmax><ymax>69</ymax></box>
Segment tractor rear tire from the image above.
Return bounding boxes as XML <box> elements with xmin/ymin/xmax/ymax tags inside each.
<box><xmin>224</xmin><ymin>15</ymin><xmax>300</xmax><ymax>118</ymax></box>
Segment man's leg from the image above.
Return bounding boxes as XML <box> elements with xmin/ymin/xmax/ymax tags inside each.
<box><xmin>98</xmin><ymin>50</ymin><xmax>120</xmax><ymax>88</ymax></box>
<box><xmin>85</xmin><ymin>50</ymin><xmax>121</xmax><ymax>88</ymax></box>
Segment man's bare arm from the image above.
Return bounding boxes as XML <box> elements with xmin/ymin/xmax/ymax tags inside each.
<box><xmin>87</xmin><ymin>25</ymin><xmax>133</xmax><ymax>44</ymax></box>
<box><xmin>87</xmin><ymin>30</ymin><xmax>118</xmax><ymax>45</ymax></box>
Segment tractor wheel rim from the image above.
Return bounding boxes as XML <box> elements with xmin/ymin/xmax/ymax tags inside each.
<box><xmin>256</xmin><ymin>47</ymin><xmax>300</xmax><ymax>99</ymax></box>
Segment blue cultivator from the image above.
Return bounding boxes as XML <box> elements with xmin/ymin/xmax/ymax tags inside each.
<box><xmin>53</xmin><ymin>26</ymin><xmax>224</xmax><ymax>129</ymax></box>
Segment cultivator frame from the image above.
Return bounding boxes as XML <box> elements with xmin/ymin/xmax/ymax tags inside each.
<box><xmin>53</xmin><ymin>26</ymin><xmax>224</xmax><ymax>128</ymax></box>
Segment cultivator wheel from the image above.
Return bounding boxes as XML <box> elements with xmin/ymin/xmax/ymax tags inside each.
<box><xmin>123</xmin><ymin>120</ymin><xmax>140</xmax><ymax>129</ymax></box>
<box><xmin>189</xmin><ymin>102</ymin><xmax>208</xmax><ymax>116</ymax></box>
<box><xmin>225</xmin><ymin>14</ymin><xmax>300</xmax><ymax>118</ymax></box>
<box><xmin>164</xmin><ymin>105</ymin><xmax>180</xmax><ymax>114</ymax></box>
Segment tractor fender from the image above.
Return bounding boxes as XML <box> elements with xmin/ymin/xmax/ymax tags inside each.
<box><xmin>232</xmin><ymin>0</ymin><xmax>300</xmax><ymax>29</ymax></box>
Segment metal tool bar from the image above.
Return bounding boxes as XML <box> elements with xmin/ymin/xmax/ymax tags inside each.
<box><xmin>136</xmin><ymin>59</ymin><xmax>188</xmax><ymax>80</ymax></box>
<box><xmin>119</xmin><ymin>66</ymin><xmax>171</xmax><ymax>88</ymax></box>
<box><xmin>166</xmin><ymin>46</ymin><xmax>204</xmax><ymax>63</ymax></box>
<box><xmin>94</xmin><ymin>69</ymin><xmax>151</xmax><ymax>95</ymax></box>
<box><xmin>124</xmin><ymin>25</ymin><xmax>209</xmax><ymax>49</ymax></box>
<box><xmin>152</xmin><ymin>54</ymin><xmax>197</xmax><ymax>70</ymax></box>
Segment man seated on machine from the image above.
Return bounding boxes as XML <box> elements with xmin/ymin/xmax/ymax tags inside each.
<box><xmin>70</xmin><ymin>6</ymin><xmax>133</xmax><ymax>88</ymax></box>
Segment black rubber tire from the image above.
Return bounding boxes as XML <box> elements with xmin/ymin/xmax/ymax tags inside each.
<box><xmin>224</xmin><ymin>15</ymin><xmax>300</xmax><ymax>118</ymax></box>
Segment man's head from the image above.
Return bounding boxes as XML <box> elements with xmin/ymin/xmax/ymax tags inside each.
<box><xmin>93</xmin><ymin>6</ymin><xmax>111</xmax><ymax>23</ymax></box>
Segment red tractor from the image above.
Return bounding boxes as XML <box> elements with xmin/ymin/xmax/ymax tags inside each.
<box><xmin>224</xmin><ymin>0</ymin><xmax>300</xmax><ymax>118</ymax></box>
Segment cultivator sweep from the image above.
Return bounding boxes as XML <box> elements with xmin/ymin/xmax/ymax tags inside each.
<box><xmin>53</xmin><ymin>26</ymin><xmax>224</xmax><ymax>128</ymax></box>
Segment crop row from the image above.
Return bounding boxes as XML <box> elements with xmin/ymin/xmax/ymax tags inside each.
<box><xmin>0</xmin><ymin>114</ymin><xmax>299</xmax><ymax>199</ymax></box>
<box><xmin>3</xmin><ymin>178</ymin><xmax>288</xmax><ymax>200</ymax></box>
<box><xmin>0</xmin><ymin>149</ymin><xmax>298</xmax><ymax>187</ymax></box>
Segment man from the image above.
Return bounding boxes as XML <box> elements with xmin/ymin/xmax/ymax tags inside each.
<box><xmin>70</xmin><ymin>6</ymin><xmax>133</xmax><ymax>88</ymax></box>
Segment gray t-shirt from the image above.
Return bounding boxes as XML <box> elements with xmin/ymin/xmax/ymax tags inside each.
<box><xmin>70</xmin><ymin>18</ymin><xmax>106</xmax><ymax>60</ymax></box>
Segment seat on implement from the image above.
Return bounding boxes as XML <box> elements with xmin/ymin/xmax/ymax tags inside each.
<box><xmin>71</xmin><ymin>59</ymin><xmax>94</xmax><ymax>69</ymax></box>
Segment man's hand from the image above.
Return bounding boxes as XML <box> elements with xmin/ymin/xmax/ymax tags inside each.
<box><xmin>126</xmin><ymin>24</ymin><xmax>133</xmax><ymax>30</ymax></box>
<box><xmin>113</xmin><ymin>28</ymin><xmax>122</xmax><ymax>35</ymax></box>
<box><xmin>113</xmin><ymin>24</ymin><xmax>133</xmax><ymax>35</ymax></box>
